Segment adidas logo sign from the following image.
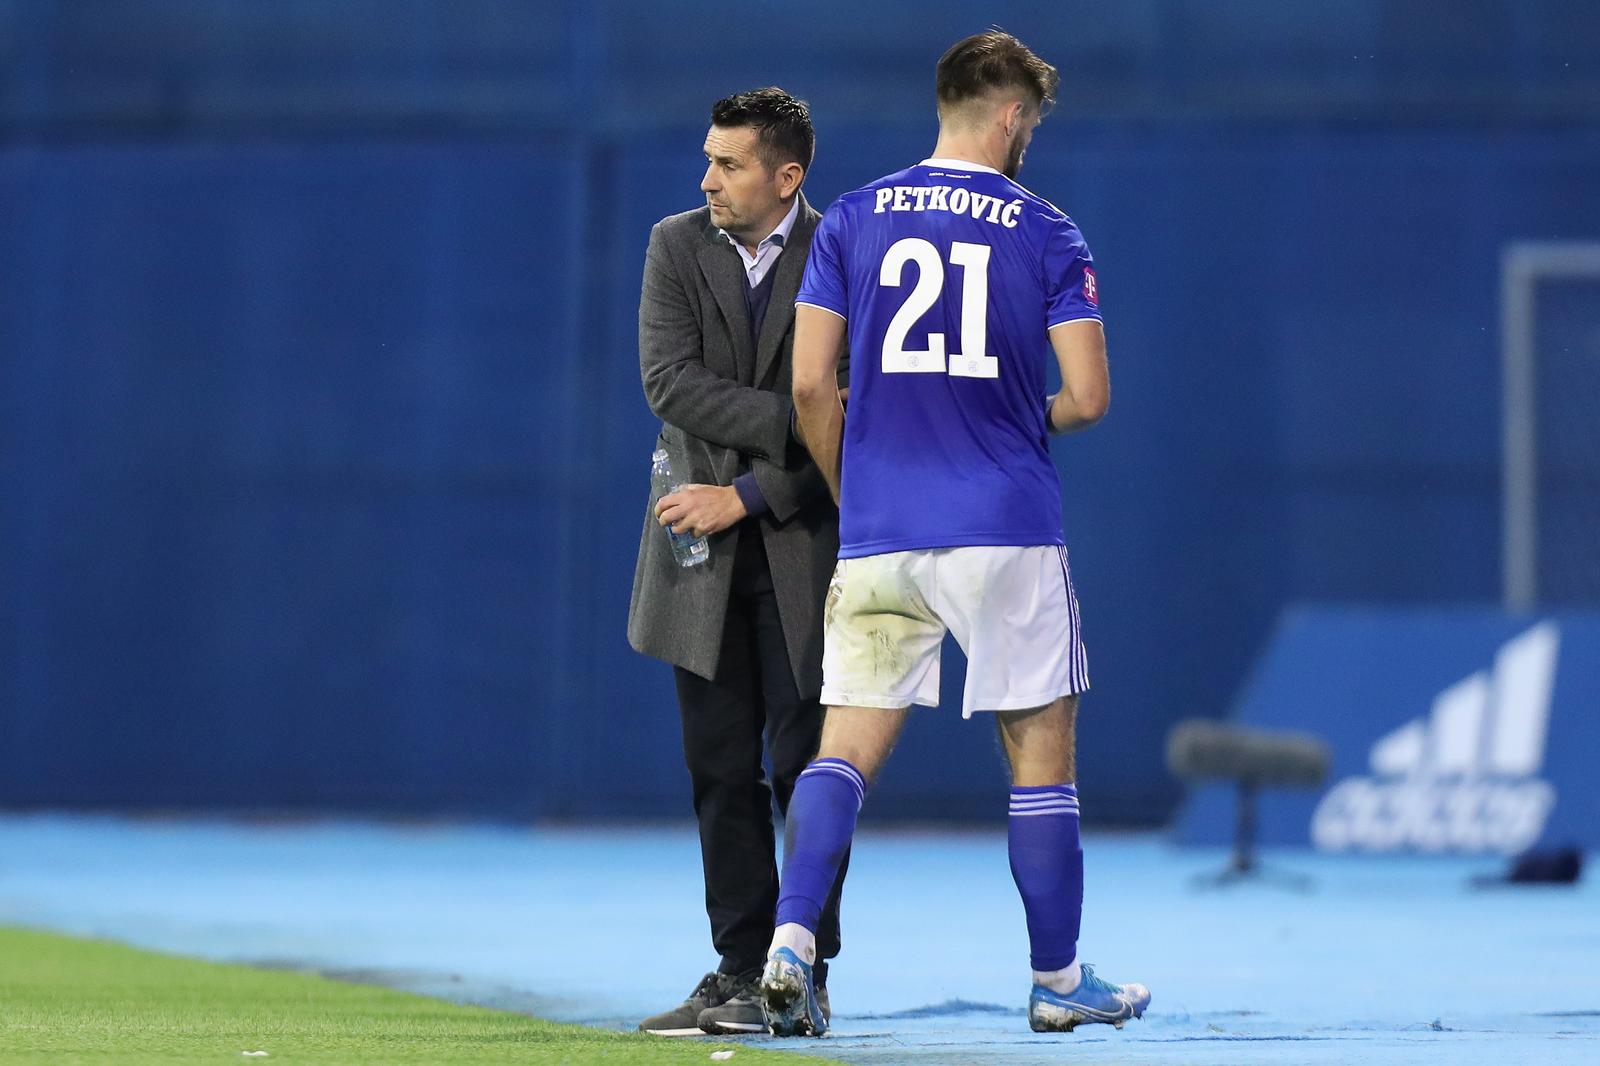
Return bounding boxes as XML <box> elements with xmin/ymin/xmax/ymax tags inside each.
<box><xmin>1311</xmin><ymin>622</ymin><xmax>1560</xmax><ymax>854</ymax></box>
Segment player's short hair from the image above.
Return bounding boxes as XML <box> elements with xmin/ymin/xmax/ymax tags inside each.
<box><xmin>710</xmin><ymin>87</ymin><xmax>815</xmax><ymax>173</ymax></box>
<box><xmin>936</xmin><ymin>30</ymin><xmax>1059</xmax><ymax>115</ymax></box>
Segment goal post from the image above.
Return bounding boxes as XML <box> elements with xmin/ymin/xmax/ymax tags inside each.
<box><xmin>1500</xmin><ymin>242</ymin><xmax>1600</xmax><ymax>611</ymax></box>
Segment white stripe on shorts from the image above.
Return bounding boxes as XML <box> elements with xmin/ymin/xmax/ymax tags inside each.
<box><xmin>1056</xmin><ymin>546</ymin><xmax>1089</xmax><ymax>693</ymax></box>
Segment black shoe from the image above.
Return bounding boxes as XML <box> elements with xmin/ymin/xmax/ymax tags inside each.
<box><xmin>639</xmin><ymin>972</ymin><xmax>741</xmax><ymax>1037</ymax></box>
<box><xmin>696</xmin><ymin>969</ymin><xmax>763</xmax><ymax>1034</ymax></box>
<box><xmin>698</xmin><ymin>973</ymin><xmax>831</xmax><ymax>1035</ymax></box>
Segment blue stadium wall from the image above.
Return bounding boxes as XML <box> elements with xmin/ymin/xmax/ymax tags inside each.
<box><xmin>3</xmin><ymin>2</ymin><xmax>1599</xmax><ymax>823</ymax></box>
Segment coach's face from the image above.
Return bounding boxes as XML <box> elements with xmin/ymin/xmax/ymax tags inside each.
<box><xmin>701</xmin><ymin>124</ymin><xmax>797</xmax><ymax>245</ymax></box>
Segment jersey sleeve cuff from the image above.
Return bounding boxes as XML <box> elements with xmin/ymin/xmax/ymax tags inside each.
<box><xmin>796</xmin><ymin>300</ymin><xmax>847</xmax><ymax>321</ymax></box>
<box><xmin>1047</xmin><ymin>315</ymin><xmax>1102</xmax><ymax>330</ymax></box>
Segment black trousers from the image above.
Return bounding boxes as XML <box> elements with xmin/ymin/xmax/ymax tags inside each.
<box><xmin>674</xmin><ymin>530</ymin><xmax>847</xmax><ymax>985</ymax></box>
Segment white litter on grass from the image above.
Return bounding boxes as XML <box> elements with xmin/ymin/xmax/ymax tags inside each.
<box><xmin>241</xmin><ymin>1053</ymin><xmax>269</xmax><ymax>1058</ymax></box>
<box><xmin>709</xmin><ymin>1052</ymin><xmax>735</xmax><ymax>1061</ymax></box>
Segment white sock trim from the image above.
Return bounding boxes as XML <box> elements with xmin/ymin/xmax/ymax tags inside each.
<box><xmin>769</xmin><ymin>922</ymin><xmax>816</xmax><ymax>966</ymax></box>
<box><xmin>1034</xmin><ymin>958</ymin><xmax>1082</xmax><ymax>995</ymax></box>
<box><xmin>800</xmin><ymin>761</ymin><xmax>867</xmax><ymax>808</ymax></box>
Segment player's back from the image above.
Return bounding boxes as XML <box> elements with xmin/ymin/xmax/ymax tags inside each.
<box><xmin>796</xmin><ymin>159</ymin><xmax>1100</xmax><ymax>559</ymax></box>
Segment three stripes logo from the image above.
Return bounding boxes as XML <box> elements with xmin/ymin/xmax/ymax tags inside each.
<box><xmin>1311</xmin><ymin>622</ymin><xmax>1561</xmax><ymax>854</ymax></box>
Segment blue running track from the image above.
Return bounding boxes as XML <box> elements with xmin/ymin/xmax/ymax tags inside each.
<box><xmin>1</xmin><ymin>816</ymin><xmax>1596</xmax><ymax>1064</ymax></box>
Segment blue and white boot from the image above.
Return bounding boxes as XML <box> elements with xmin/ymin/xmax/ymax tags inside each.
<box><xmin>760</xmin><ymin>946</ymin><xmax>828</xmax><ymax>1037</ymax></box>
<box><xmin>1028</xmin><ymin>963</ymin><xmax>1151</xmax><ymax>1032</ymax></box>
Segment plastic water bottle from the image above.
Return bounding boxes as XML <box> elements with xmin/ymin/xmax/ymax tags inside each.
<box><xmin>651</xmin><ymin>448</ymin><xmax>710</xmax><ymax>568</ymax></box>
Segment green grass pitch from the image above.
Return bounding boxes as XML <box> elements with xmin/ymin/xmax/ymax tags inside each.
<box><xmin>0</xmin><ymin>926</ymin><xmax>839</xmax><ymax>1065</ymax></box>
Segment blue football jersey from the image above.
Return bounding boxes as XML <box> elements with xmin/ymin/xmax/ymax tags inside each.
<box><xmin>796</xmin><ymin>159</ymin><xmax>1101</xmax><ymax>559</ymax></box>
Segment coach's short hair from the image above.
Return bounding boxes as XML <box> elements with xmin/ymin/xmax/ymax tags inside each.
<box><xmin>936</xmin><ymin>30</ymin><xmax>1059</xmax><ymax>114</ymax></box>
<box><xmin>710</xmin><ymin>87</ymin><xmax>815</xmax><ymax>173</ymax></box>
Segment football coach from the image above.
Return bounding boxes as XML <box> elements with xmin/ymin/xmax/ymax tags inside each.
<box><xmin>628</xmin><ymin>88</ymin><xmax>849</xmax><ymax>1036</ymax></box>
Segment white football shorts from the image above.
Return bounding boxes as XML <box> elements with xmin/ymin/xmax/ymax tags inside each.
<box><xmin>819</xmin><ymin>545</ymin><xmax>1090</xmax><ymax>718</ymax></box>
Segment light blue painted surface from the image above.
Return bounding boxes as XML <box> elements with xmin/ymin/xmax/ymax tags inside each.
<box><xmin>1</xmin><ymin>816</ymin><xmax>1597</xmax><ymax>1064</ymax></box>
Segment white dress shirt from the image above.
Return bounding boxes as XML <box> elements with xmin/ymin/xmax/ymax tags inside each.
<box><xmin>719</xmin><ymin>197</ymin><xmax>800</xmax><ymax>288</ymax></box>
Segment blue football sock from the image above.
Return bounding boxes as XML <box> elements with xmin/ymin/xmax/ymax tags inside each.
<box><xmin>1008</xmin><ymin>783</ymin><xmax>1083</xmax><ymax>973</ymax></box>
<box><xmin>774</xmin><ymin>758</ymin><xmax>866</xmax><ymax>934</ymax></box>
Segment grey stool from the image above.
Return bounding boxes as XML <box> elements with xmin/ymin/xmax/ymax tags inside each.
<box><xmin>1167</xmin><ymin>719</ymin><xmax>1330</xmax><ymax>888</ymax></box>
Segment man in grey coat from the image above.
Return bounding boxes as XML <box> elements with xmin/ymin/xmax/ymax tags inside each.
<box><xmin>629</xmin><ymin>88</ymin><xmax>848</xmax><ymax>1036</ymax></box>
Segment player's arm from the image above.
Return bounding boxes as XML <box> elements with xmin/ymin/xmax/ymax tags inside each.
<box><xmin>791</xmin><ymin>304</ymin><xmax>848</xmax><ymax>503</ymax></box>
<box><xmin>1045</xmin><ymin>319</ymin><xmax>1110</xmax><ymax>434</ymax></box>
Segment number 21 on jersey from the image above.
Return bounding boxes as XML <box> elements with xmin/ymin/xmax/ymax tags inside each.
<box><xmin>879</xmin><ymin>238</ymin><xmax>998</xmax><ymax>379</ymax></box>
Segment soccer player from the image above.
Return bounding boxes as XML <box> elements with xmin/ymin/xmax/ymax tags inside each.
<box><xmin>758</xmin><ymin>30</ymin><xmax>1151</xmax><ymax>1036</ymax></box>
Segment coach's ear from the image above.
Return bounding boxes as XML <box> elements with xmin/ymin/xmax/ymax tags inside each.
<box><xmin>775</xmin><ymin>160</ymin><xmax>804</xmax><ymax>200</ymax></box>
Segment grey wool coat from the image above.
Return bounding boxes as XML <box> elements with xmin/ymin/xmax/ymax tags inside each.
<box><xmin>628</xmin><ymin>193</ymin><xmax>846</xmax><ymax>698</ymax></box>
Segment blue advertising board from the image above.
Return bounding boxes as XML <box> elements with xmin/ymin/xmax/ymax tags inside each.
<box><xmin>1175</xmin><ymin>607</ymin><xmax>1600</xmax><ymax>854</ymax></box>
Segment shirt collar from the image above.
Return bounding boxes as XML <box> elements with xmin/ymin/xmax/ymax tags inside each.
<box><xmin>919</xmin><ymin>157</ymin><xmax>1002</xmax><ymax>176</ymax></box>
<box><xmin>719</xmin><ymin>196</ymin><xmax>800</xmax><ymax>253</ymax></box>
